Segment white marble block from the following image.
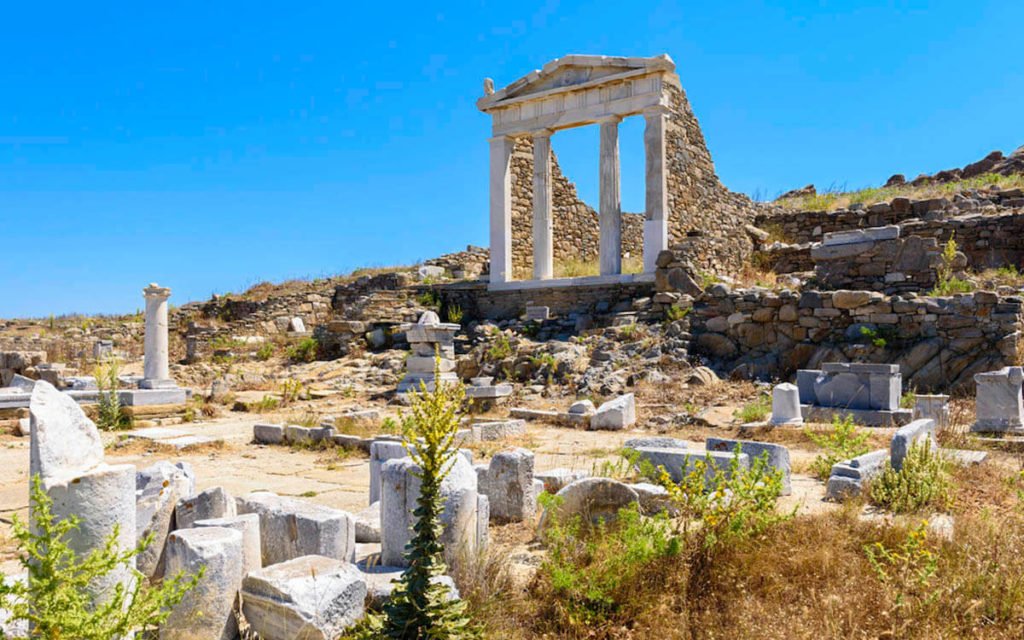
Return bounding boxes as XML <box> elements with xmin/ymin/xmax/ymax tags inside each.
<box><xmin>237</xmin><ymin>492</ymin><xmax>356</xmax><ymax>566</ymax></box>
<box><xmin>161</xmin><ymin>527</ymin><xmax>244</xmax><ymax>640</ymax></box>
<box><xmin>770</xmin><ymin>382</ymin><xmax>803</xmax><ymax>426</ymax></box>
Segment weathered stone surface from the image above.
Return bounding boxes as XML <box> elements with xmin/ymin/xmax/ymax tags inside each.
<box><xmin>534</xmin><ymin>468</ymin><xmax>589</xmax><ymax>494</ymax></box>
<box><xmin>913</xmin><ymin>395</ymin><xmax>950</xmax><ymax>431</ymax></box>
<box><xmin>237</xmin><ymin>492</ymin><xmax>356</xmax><ymax>566</ymax></box>
<box><xmin>355</xmin><ymin>501</ymin><xmax>381</xmax><ymax>543</ymax></box>
<box><xmin>480</xmin><ymin>448</ymin><xmax>536</xmax><ymax>523</ymax></box>
<box><xmin>769</xmin><ymin>382</ymin><xmax>803</xmax><ymax>426</ymax></box>
<box><xmin>891</xmin><ymin>418</ymin><xmax>937</xmax><ymax>471</ymax></box>
<box><xmin>628</xmin><ymin>482</ymin><xmax>675</xmax><ymax>515</ymax></box>
<box><xmin>162</xmin><ymin>527</ymin><xmax>244</xmax><ymax>640</ymax></box>
<box><xmin>634</xmin><ymin>447</ymin><xmax>749</xmax><ymax>484</ymax></box>
<box><xmin>826</xmin><ymin>449</ymin><xmax>888</xmax><ymax>501</ymax></box>
<box><xmin>380</xmin><ymin>454</ymin><xmax>479</xmax><ymax>567</ymax></box>
<box><xmin>241</xmin><ymin>555</ymin><xmax>366</xmax><ymax>640</ymax></box>
<box><xmin>195</xmin><ymin>513</ymin><xmax>262</xmax><ymax>575</ymax></box>
<box><xmin>973</xmin><ymin>366</ymin><xmax>1024</xmax><ymax>432</ymax></box>
<box><xmin>176</xmin><ymin>486</ymin><xmax>236</xmax><ymax>530</ymax></box>
<box><xmin>568</xmin><ymin>399</ymin><xmax>596</xmax><ymax>415</ymax></box>
<box><xmin>706</xmin><ymin>437</ymin><xmax>792</xmax><ymax>495</ymax></box>
<box><xmin>543</xmin><ymin>478</ymin><xmax>640</xmax><ymax>528</ymax></box>
<box><xmin>472</xmin><ymin>419</ymin><xmax>526</xmax><ymax>441</ymax></box>
<box><xmin>624</xmin><ymin>437</ymin><xmax>688</xmax><ymax>450</ymax></box>
<box><xmin>253</xmin><ymin>422</ymin><xmax>285</xmax><ymax>444</ymax></box>
<box><xmin>136</xmin><ymin>461</ymin><xmax>194</xmax><ymax>580</ymax></box>
<box><xmin>590</xmin><ymin>393</ymin><xmax>636</xmax><ymax>430</ymax></box>
<box><xmin>29</xmin><ymin>380</ymin><xmax>104</xmax><ymax>485</ymax></box>
<box><xmin>369</xmin><ymin>440</ymin><xmax>409</xmax><ymax>505</ymax></box>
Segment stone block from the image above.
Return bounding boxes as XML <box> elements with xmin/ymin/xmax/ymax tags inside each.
<box><xmin>29</xmin><ymin>380</ymin><xmax>104</xmax><ymax>485</ymax></box>
<box><xmin>471</xmin><ymin>419</ymin><xmax>526</xmax><ymax>441</ymax></box>
<box><xmin>161</xmin><ymin>527</ymin><xmax>244</xmax><ymax>640</ymax></box>
<box><xmin>380</xmin><ymin>455</ymin><xmax>479</xmax><ymax>568</ymax></box>
<box><xmin>770</xmin><ymin>382</ymin><xmax>803</xmax><ymax>426</ymax></box>
<box><xmin>253</xmin><ymin>422</ymin><xmax>285</xmax><ymax>445</ymax></box>
<box><xmin>526</xmin><ymin>305</ymin><xmax>550</xmax><ymax>321</ymax></box>
<box><xmin>237</xmin><ymin>492</ymin><xmax>356</xmax><ymax>566</ymax></box>
<box><xmin>913</xmin><ymin>395</ymin><xmax>950</xmax><ymax>431</ymax></box>
<box><xmin>706</xmin><ymin>437</ymin><xmax>792</xmax><ymax>496</ymax></box>
<box><xmin>634</xmin><ymin>447</ymin><xmax>749</xmax><ymax>484</ymax></box>
<box><xmin>285</xmin><ymin>424</ymin><xmax>335</xmax><ymax>445</ymax></box>
<box><xmin>890</xmin><ymin>418</ymin><xmax>937</xmax><ymax>471</ymax></box>
<box><xmin>195</xmin><ymin>513</ymin><xmax>262</xmax><ymax>575</ymax></box>
<box><xmin>972</xmin><ymin>366</ymin><xmax>1024</xmax><ymax>432</ymax></box>
<box><xmin>241</xmin><ymin>555</ymin><xmax>366</xmax><ymax>640</ymax></box>
<box><xmin>590</xmin><ymin>393</ymin><xmax>636</xmax><ymax>430</ymax></box>
<box><xmin>534</xmin><ymin>468</ymin><xmax>589</xmax><ymax>494</ymax></box>
<box><xmin>176</xmin><ymin>486</ymin><xmax>237</xmax><ymax>529</ymax></box>
<box><xmin>136</xmin><ymin>461</ymin><xmax>195</xmax><ymax>580</ymax></box>
<box><xmin>481</xmin><ymin>448</ymin><xmax>535</xmax><ymax>523</ymax></box>
<box><xmin>623</xmin><ymin>437</ymin><xmax>688</xmax><ymax>450</ymax></box>
<box><xmin>354</xmin><ymin>501</ymin><xmax>381</xmax><ymax>543</ymax></box>
<box><xmin>369</xmin><ymin>439</ymin><xmax>409</xmax><ymax>505</ymax></box>
<box><xmin>796</xmin><ymin>370</ymin><xmax>820</xmax><ymax>404</ymax></box>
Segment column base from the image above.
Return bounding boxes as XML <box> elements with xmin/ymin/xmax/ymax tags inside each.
<box><xmin>140</xmin><ymin>378</ymin><xmax>178</xmax><ymax>390</ymax></box>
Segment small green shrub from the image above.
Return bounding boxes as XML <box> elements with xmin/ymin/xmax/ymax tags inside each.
<box><xmin>929</xmin><ymin>277</ymin><xmax>974</xmax><ymax>297</ymax></box>
<box><xmin>445</xmin><ymin>304</ymin><xmax>464</xmax><ymax>324</ymax></box>
<box><xmin>486</xmin><ymin>334</ymin><xmax>512</xmax><ymax>361</ymax></box>
<box><xmin>806</xmin><ymin>414</ymin><xmax>871</xmax><ymax>480</ymax></box>
<box><xmin>538</xmin><ymin>502</ymin><xmax>680</xmax><ymax>626</ymax></box>
<box><xmin>287</xmin><ymin>337</ymin><xmax>319</xmax><ymax>363</ymax></box>
<box><xmin>247</xmin><ymin>395</ymin><xmax>280</xmax><ymax>413</ymax></box>
<box><xmin>279</xmin><ymin>378</ymin><xmax>305</xmax><ymax>406</ymax></box>
<box><xmin>665</xmin><ymin>304</ymin><xmax>690</xmax><ymax>323</ymax></box>
<box><xmin>0</xmin><ymin>476</ymin><xmax>200</xmax><ymax>639</ymax></box>
<box><xmin>734</xmin><ymin>393</ymin><xmax>771</xmax><ymax>423</ymax></box>
<box><xmin>901</xmin><ymin>389</ymin><xmax>917</xmax><ymax>410</ymax></box>
<box><xmin>418</xmin><ymin>289</ymin><xmax>440</xmax><ymax>309</ymax></box>
<box><xmin>255</xmin><ymin>342</ymin><xmax>275</xmax><ymax>361</ymax></box>
<box><xmin>870</xmin><ymin>441</ymin><xmax>953</xmax><ymax>513</ymax></box>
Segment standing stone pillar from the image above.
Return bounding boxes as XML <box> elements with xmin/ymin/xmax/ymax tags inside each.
<box><xmin>141</xmin><ymin>283</ymin><xmax>173</xmax><ymax>389</ymax></box>
<box><xmin>489</xmin><ymin>135</ymin><xmax>515</xmax><ymax>284</ymax></box>
<box><xmin>643</xmin><ymin>107</ymin><xmax>670</xmax><ymax>273</ymax></box>
<box><xmin>599</xmin><ymin>116</ymin><xmax>622</xmax><ymax>277</ymax></box>
<box><xmin>532</xmin><ymin>130</ymin><xmax>554</xmax><ymax>280</ymax></box>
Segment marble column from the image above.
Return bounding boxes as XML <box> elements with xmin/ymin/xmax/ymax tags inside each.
<box><xmin>488</xmin><ymin>135</ymin><xmax>515</xmax><ymax>284</ymax></box>
<box><xmin>141</xmin><ymin>283</ymin><xmax>173</xmax><ymax>389</ymax></box>
<box><xmin>532</xmin><ymin>130</ymin><xmax>554</xmax><ymax>280</ymax></box>
<box><xmin>598</xmin><ymin>116</ymin><xmax>622</xmax><ymax>276</ymax></box>
<box><xmin>643</xmin><ymin>107</ymin><xmax>670</xmax><ymax>273</ymax></box>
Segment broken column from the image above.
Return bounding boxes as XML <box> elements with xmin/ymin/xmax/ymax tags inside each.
<box><xmin>29</xmin><ymin>380</ymin><xmax>136</xmax><ymax>604</ymax></box>
<box><xmin>479</xmin><ymin>448</ymin><xmax>536</xmax><ymax>523</ymax></box>
<box><xmin>161</xmin><ymin>527</ymin><xmax>245</xmax><ymax>640</ymax></box>
<box><xmin>380</xmin><ymin>453</ymin><xmax>479</xmax><ymax>567</ymax></box>
<box><xmin>141</xmin><ymin>283</ymin><xmax>173</xmax><ymax>389</ymax></box>
<box><xmin>397</xmin><ymin>311</ymin><xmax>460</xmax><ymax>393</ymax></box>
<box><xmin>136</xmin><ymin>461</ymin><xmax>195</xmax><ymax>580</ymax></box>
<box><xmin>175</xmin><ymin>486</ymin><xmax>236</xmax><ymax>529</ymax></box>
<box><xmin>972</xmin><ymin>366</ymin><xmax>1024</xmax><ymax>433</ymax></box>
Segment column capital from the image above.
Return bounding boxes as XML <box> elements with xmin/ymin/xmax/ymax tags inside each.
<box><xmin>642</xmin><ymin>105</ymin><xmax>672</xmax><ymax>118</ymax></box>
<box><xmin>143</xmin><ymin>283</ymin><xmax>171</xmax><ymax>299</ymax></box>
<box><xmin>530</xmin><ymin>128</ymin><xmax>554</xmax><ymax>140</ymax></box>
<box><xmin>596</xmin><ymin>115</ymin><xmax>623</xmax><ymax>125</ymax></box>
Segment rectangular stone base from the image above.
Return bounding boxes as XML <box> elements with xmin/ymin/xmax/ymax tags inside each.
<box><xmin>801</xmin><ymin>404</ymin><xmax>913</xmax><ymax>427</ymax></box>
<box><xmin>118</xmin><ymin>388</ymin><xmax>188</xmax><ymax>406</ymax></box>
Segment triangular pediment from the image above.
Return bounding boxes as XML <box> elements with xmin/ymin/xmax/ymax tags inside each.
<box><xmin>478</xmin><ymin>54</ymin><xmax>675</xmax><ymax>111</ymax></box>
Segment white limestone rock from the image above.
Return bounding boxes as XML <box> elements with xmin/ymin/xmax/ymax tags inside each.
<box><xmin>161</xmin><ymin>527</ymin><xmax>244</xmax><ymax>640</ymax></box>
<box><xmin>175</xmin><ymin>486</ymin><xmax>236</xmax><ymax>529</ymax></box>
<box><xmin>242</xmin><ymin>555</ymin><xmax>366</xmax><ymax>640</ymax></box>
<box><xmin>29</xmin><ymin>380</ymin><xmax>104</xmax><ymax>485</ymax></box>
<box><xmin>237</xmin><ymin>492</ymin><xmax>356</xmax><ymax>566</ymax></box>
<box><xmin>590</xmin><ymin>393</ymin><xmax>637</xmax><ymax>430</ymax></box>
<box><xmin>195</xmin><ymin>513</ymin><xmax>262</xmax><ymax>575</ymax></box>
<box><xmin>481</xmin><ymin>448</ymin><xmax>536</xmax><ymax>523</ymax></box>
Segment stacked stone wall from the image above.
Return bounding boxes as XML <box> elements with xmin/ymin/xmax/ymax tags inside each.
<box><xmin>812</xmin><ymin>235</ymin><xmax>940</xmax><ymax>294</ymax></box>
<box><xmin>439</xmin><ymin>280</ymin><xmax>655</xmax><ymax>322</ymax></box>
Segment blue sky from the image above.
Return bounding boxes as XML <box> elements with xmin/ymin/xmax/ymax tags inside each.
<box><xmin>2</xmin><ymin>0</ymin><xmax>1022</xmax><ymax>317</ymax></box>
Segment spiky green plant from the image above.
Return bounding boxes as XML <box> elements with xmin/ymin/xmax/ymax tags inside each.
<box><xmin>0</xmin><ymin>476</ymin><xmax>200</xmax><ymax>639</ymax></box>
<box><xmin>94</xmin><ymin>357</ymin><xmax>130</xmax><ymax>431</ymax></box>
<box><xmin>346</xmin><ymin>358</ymin><xmax>478</xmax><ymax>639</ymax></box>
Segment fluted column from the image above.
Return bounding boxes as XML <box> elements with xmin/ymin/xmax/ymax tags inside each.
<box><xmin>532</xmin><ymin>130</ymin><xmax>554</xmax><ymax>280</ymax></box>
<box><xmin>598</xmin><ymin>116</ymin><xmax>622</xmax><ymax>276</ymax></box>
<box><xmin>488</xmin><ymin>135</ymin><xmax>515</xmax><ymax>284</ymax></box>
<box><xmin>643</xmin><ymin>107</ymin><xmax>669</xmax><ymax>273</ymax></box>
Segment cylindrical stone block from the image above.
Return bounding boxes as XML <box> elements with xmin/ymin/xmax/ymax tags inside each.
<box><xmin>39</xmin><ymin>463</ymin><xmax>137</xmax><ymax>605</ymax></box>
<box><xmin>161</xmin><ymin>527</ymin><xmax>244</xmax><ymax>640</ymax></box>
<box><xmin>142</xmin><ymin>283</ymin><xmax>171</xmax><ymax>387</ymax></box>
<box><xmin>195</xmin><ymin>513</ymin><xmax>262</xmax><ymax>575</ymax></box>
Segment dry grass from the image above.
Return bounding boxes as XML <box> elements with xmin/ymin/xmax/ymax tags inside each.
<box><xmin>777</xmin><ymin>172</ymin><xmax>1024</xmax><ymax>212</ymax></box>
<box><xmin>468</xmin><ymin>460</ymin><xmax>1024</xmax><ymax>639</ymax></box>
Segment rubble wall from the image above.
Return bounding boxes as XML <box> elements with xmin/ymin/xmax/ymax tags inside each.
<box><xmin>438</xmin><ymin>281</ymin><xmax>655</xmax><ymax>322</ymax></box>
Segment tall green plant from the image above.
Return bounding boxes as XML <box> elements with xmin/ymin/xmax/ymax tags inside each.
<box><xmin>94</xmin><ymin>357</ymin><xmax>129</xmax><ymax>431</ymax></box>
<box><xmin>806</xmin><ymin>414</ymin><xmax>871</xmax><ymax>480</ymax></box>
<box><xmin>0</xmin><ymin>476</ymin><xmax>199</xmax><ymax>639</ymax></box>
<box><xmin>347</xmin><ymin>361</ymin><xmax>478</xmax><ymax>639</ymax></box>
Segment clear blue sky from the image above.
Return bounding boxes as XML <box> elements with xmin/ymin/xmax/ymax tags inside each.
<box><xmin>2</xmin><ymin>0</ymin><xmax>1022</xmax><ymax>317</ymax></box>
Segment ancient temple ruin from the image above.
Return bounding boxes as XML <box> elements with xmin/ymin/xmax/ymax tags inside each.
<box><xmin>477</xmin><ymin>54</ymin><xmax>764</xmax><ymax>290</ymax></box>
